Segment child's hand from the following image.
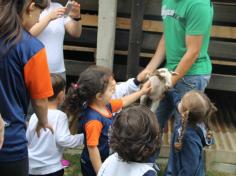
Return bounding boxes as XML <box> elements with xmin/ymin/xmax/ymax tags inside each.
<box><xmin>140</xmin><ymin>81</ymin><xmax>152</xmax><ymax>95</ymax></box>
<box><xmin>48</xmin><ymin>8</ymin><xmax>66</xmax><ymax>21</ymax></box>
<box><xmin>0</xmin><ymin>115</ymin><xmax>4</xmax><ymax>149</ymax></box>
<box><xmin>69</xmin><ymin>1</ymin><xmax>81</xmax><ymax>19</ymax></box>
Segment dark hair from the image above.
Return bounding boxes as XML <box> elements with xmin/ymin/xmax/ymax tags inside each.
<box><xmin>174</xmin><ymin>90</ymin><xmax>217</xmax><ymax>151</ymax></box>
<box><xmin>110</xmin><ymin>105</ymin><xmax>161</xmax><ymax>162</ymax></box>
<box><xmin>48</xmin><ymin>74</ymin><xmax>66</xmax><ymax>101</ymax></box>
<box><xmin>0</xmin><ymin>0</ymin><xmax>48</xmax><ymax>56</ymax></box>
<box><xmin>62</xmin><ymin>66</ymin><xmax>113</xmax><ymax>117</ymax></box>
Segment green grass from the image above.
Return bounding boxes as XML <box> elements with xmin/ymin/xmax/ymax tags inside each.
<box><xmin>63</xmin><ymin>153</ymin><xmax>235</xmax><ymax>176</ymax></box>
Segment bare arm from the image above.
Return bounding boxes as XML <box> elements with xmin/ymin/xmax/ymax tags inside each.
<box><xmin>121</xmin><ymin>81</ymin><xmax>151</xmax><ymax>107</ymax></box>
<box><xmin>0</xmin><ymin>114</ymin><xmax>4</xmax><ymax>149</ymax></box>
<box><xmin>171</xmin><ymin>35</ymin><xmax>203</xmax><ymax>86</ymax></box>
<box><xmin>65</xmin><ymin>1</ymin><xmax>82</xmax><ymax>37</ymax></box>
<box><xmin>31</xmin><ymin>98</ymin><xmax>53</xmax><ymax>136</ymax></box>
<box><xmin>88</xmin><ymin>146</ymin><xmax>102</xmax><ymax>174</ymax></box>
<box><xmin>29</xmin><ymin>8</ymin><xmax>66</xmax><ymax>36</ymax></box>
<box><xmin>145</xmin><ymin>35</ymin><xmax>166</xmax><ymax>72</ymax></box>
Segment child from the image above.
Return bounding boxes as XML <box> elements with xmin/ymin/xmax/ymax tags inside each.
<box><xmin>26</xmin><ymin>74</ymin><xmax>84</xmax><ymax>176</ymax></box>
<box><xmin>97</xmin><ymin>105</ymin><xmax>161</xmax><ymax>176</ymax></box>
<box><xmin>165</xmin><ymin>90</ymin><xmax>217</xmax><ymax>176</ymax></box>
<box><xmin>63</xmin><ymin>66</ymin><xmax>151</xmax><ymax>176</ymax></box>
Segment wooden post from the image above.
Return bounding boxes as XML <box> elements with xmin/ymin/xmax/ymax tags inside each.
<box><xmin>127</xmin><ymin>0</ymin><xmax>147</xmax><ymax>78</ymax></box>
<box><xmin>96</xmin><ymin>0</ymin><xmax>118</xmax><ymax>70</ymax></box>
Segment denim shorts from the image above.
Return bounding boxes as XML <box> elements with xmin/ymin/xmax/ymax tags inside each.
<box><xmin>156</xmin><ymin>74</ymin><xmax>211</xmax><ymax>130</ymax></box>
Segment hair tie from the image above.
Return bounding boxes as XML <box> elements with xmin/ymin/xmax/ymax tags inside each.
<box><xmin>71</xmin><ymin>83</ymin><xmax>79</xmax><ymax>90</ymax></box>
<box><xmin>82</xmin><ymin>101</ymin><xmax>88</xmax><ymax>110</ymax></box>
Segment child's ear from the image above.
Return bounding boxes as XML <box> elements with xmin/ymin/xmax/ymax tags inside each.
<box><xmin>95</xmin><ymin>92</ymin><xmax>103</xmax><ymax>101</ymax></box>
<box><xmin>27</xmin><ymin>2</ymin><xmax>37</xmax><ymax>13</ymax></box>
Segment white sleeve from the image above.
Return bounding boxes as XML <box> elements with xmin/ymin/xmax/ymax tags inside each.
<box><xmin>55</xmin><ymin>112</ymin><xmax>84</xmax><ymax>148</ymax></box>
<box><xmin>112</xmin><ymin>78</ymin><xmax>140</xmax><ymax>99</ymax></box>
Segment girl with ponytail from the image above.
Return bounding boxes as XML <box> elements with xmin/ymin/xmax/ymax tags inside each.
<box><xmin>165</xmin><ymin>90</ymin><xmax>217</xmax><ymax>176</ymax></box>
<box><xmin>62</xmin><ymin>65</ymin><xmax>151</xmax><ymax>176</ymax></box>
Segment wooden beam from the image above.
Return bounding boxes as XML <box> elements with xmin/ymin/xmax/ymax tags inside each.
<box><xmin>64</xmin><ymin>45</ymin><xmax>236</xmax><ymax>66</ymax></box>
<box><xmin>127</xmin><ymin>0</ymin><xmax>147</xmax><ymax>78</ymax></box>
<box><xmin>65</xmin><ymin>60</ymin><xmax>236</xmax><ymax>92</ymax></box>
<box><xmin>96</xmin><ymin>0</ymin><xmax>117</xmax><ymax>70</ymax></box>
<box><xmin>81</xmin><ymin>14</ymin><xmax>236</xmax><ymax>39</ymax></box>
<box><xmin>208</xmin><ymin>74</ymin><xmax>236</xmax><ymax>92</ymax></box>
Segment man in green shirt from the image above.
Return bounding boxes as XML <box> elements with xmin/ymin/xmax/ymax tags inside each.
<box><xmin>141</xmin><ymin>0</ymin><xmax>213</xmax><ymax>129</ymax></box>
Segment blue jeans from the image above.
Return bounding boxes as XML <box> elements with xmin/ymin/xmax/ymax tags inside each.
<box><xmin>156</xmin><ymin>74</ymin><xmax>211</xmax><ymax>130</ymax></box>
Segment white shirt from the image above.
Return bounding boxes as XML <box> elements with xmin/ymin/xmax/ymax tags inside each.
<box><xmin>112</xmin><ymin>78</ymin><xmax>139</xmax><ymax>99</ymax></box>
<box><xmin>27</xmin><ymin>109</ymin><xmax>84</xmax><ymax>175</ymax></box>
<box><xmin>98</xmin><ymin>153</ymin><xmax>156</xmax><ymax>176</ymax></box>
<box><xmin>37</xmin><ymin>2</ymin><xmax>71</xmax><ymax>73</ymax></box>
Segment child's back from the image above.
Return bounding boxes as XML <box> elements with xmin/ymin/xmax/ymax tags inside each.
<box><xmin>27</xmin><ymin>74</ymin><xmax>84</xmax><ymax>176</ymax></box>
<box><xmin>165</xmin><ymin>90</ymin><xmax>216</xmax><ymax>176</ymax></box>
<box><xmin>27</xmin><ymin>109</ymin><xmax>83</xmax><ymax>175</ymax></box>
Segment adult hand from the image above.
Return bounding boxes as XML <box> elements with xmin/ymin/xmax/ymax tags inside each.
<box><xmin>69</xmin><ymin>1</ymin><xmax>81</xmax><ymax>19</ymax></box>
<box><xmin>36</xmin><ymin>121</ymin><xmax>54</xmax><ymax>137</ymax></box>
<box><xmin>48</xmin><ymin>8</ymin><xmax>66</xmax><ymax>21</ymax></box>
<box><xmin>0</xmin><ymin>115</ymin><xmax>4</xmax><ymax>149</ymax></box>
<box><xmin>137</xmin><ymin>69</ymin><xmax>152</xmax><ymax>82</ymax></box>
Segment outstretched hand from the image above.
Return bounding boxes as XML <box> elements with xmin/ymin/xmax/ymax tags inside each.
<box><xmin>140</xmin><ymin>80</ymin><xmax>152</xmax><ymax>95</ymax></box>
<box><xmin>36</xmin><ymin>122</ymin><xmax>54</xmax><ymax>138</ymax></box>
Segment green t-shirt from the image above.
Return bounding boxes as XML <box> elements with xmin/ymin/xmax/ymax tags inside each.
<box><xmin>161</xmin><ymin>0</ymin><xmax>213</xmax><ymax>75</ymax></box>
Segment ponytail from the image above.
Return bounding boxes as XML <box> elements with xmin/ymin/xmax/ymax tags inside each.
<box><xmin>174</xmin><ymin>111</ymin><xmax>189</xmax><ymax>151</ymax></box>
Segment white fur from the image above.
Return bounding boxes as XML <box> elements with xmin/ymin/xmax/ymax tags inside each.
<box><xmin>140</xmin><ymin>68</ymin><xmax>173</xmax><ymax>112</ymax></box>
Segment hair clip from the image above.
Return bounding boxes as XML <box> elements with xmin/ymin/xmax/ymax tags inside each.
<box><xmin>82</xmin><ymin>101</ymin><xmax>88</xmax><ymax>110</ymax></box>
<box><xmin>71</xmin><ymin>83</ymin><xmax>79</xmax><ymax>90</ymax></box>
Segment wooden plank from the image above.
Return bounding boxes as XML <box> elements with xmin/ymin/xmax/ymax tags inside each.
<box><xmin>65</xmin><ymin>60</ymin><xmax>236</xmax><ymax>92</ymax></box>
<box><xmin>58</xmin><ymin>0</ymin><xmax>236</xmax><ymax>24</ymax></box>
<box><xmin>63</xmin><ymin>45</ymin><xmax>236</xmax><ymax>66</ymax></box>
<box><xmin>208</xmin><ymin>74</ymin><xmax>236</xmax><ymax>92</ymax></box>
<box><xmin>127</xmin><ymin>0</ymin><xmax>147</xmax><ymax>78</ymax></box>
<box><xmin>96</xmin><ymin>0</ymin><xmax>117</xmax><ymax>70</ymax></box>
<box><xmin>65</xmin><ymin>27</ymin><xmax>236</xmax><ymax>60</ymax></box>
<box><xmin>81</xmin><ymin>14</ymin><xmax>236</xmax><ymax>39</ymax></box>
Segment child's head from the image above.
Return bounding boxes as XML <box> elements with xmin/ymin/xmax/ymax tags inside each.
<box><xmin>63</xmin><ymin>66</ymin><xmax>115</xmax><ymax>116</ymax></box>
<box><xmin>0</xmin><ymin>0</ymin><xmax>48</xmax><ymax>54</ymax></box>
<box><xmin>48</xmin><ymin>74</ymin><xmax>66</xmax><ymax>106</ymax></box>
<box><xmin>175</xmin><ymin>90</ymin><xmax>217</xmax><ymax>151</ymax></box>
<box><xmin>109</xmin><ymin>105</ymin><xmax>161</xmax><ymax>163</ymax></box>
<box><xmin>22</xmin><ymin>0</ymin><xmax>49</xmax><ymax>29</ymax></box>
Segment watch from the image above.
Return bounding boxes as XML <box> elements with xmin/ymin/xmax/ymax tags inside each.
<box><xmin>72</xmin><ymin>17</ymin><xmax>82</xmax><ymax>21</ymax></box>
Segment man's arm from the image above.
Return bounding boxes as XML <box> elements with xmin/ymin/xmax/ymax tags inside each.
<box><xmin>171</xmin><ymin>35</ymin><xmax>203</xmax><ymax>86</ymax></box>
<box><xmin>0</xmin><ymin>114</ymin><xmax>4</xmax><ymax>149</ymax></box>
<box><xmin>145</xmin><ymin>35</ymin><xmax>166</xmax><ymax>73</ymax></box>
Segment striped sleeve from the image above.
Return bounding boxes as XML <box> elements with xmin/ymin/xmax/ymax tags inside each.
<box><xmin>24</xmin><ymin>48</ymin><xmax>53</xmax><ymax>99</ymax></box>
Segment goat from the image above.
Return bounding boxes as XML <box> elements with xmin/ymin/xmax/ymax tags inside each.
<box><xmin>140</xmin><ymin>68</ymin><xmax>177</xmax><ymax>112</ymax></box>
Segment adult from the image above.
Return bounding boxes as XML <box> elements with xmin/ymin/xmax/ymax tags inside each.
<box><xmin>140</xmin><ymin>0</ymin><xmax>214</xmax><ymax>130</ymax></box>
<box><xmin>0</xmin><ymin>0</ymin><xmax>53</xmax><ymax>176</ymax></box>
<box><xmin>30</xmin><ymin>0</ymin><xmax>82</xmax><ymax>81</ymax></box>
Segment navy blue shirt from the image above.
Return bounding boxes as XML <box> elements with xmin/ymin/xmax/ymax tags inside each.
<box><xmin>0</xmin><ymin>31</ymin><xmax>53</xmax><ymax>162</ymax></box>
